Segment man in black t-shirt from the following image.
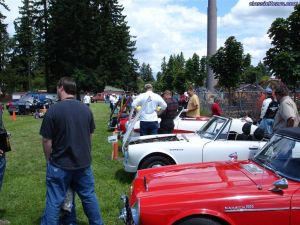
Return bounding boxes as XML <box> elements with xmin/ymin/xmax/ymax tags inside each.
<box><xmin>40</xmin><ymin>77</ymin><xmax>104</xmax><ymax>225</ymax></box>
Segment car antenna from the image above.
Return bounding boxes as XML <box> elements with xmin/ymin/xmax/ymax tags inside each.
<box><xmin>257</xmin><ymin>163</ymin><xmax>265</xmax><ymax>190</ymax></box>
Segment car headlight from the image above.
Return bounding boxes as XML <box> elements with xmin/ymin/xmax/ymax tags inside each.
<box><xmin>131</xmin><ymin>199</ymin><xmax>140</xmax><ymax>225</ymax></box>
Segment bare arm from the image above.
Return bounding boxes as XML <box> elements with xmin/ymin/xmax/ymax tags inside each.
<box><xmin>287</xmin><ymin>117</ymin><xmax>295</xmax><ymax>127</ymax></box>
<box><xmin>187</xmin><ymin>103</ymin><xmax>199</xmax><ymax>113</ymax></box>
<box><xmin>42</xmin><ymin>138</ymin><xmax>52</xmax><ymax>161</ymax></box>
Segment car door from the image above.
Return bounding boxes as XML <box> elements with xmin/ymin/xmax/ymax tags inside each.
<box><xmin>226</xmin><ymin>188</ymin><xmax>291</xmax><ymax>225</ymax></box>
<box><xmin>202</xmin><ymin>139</ymin><xmax>266</xmax><ymax>162</ymax></box>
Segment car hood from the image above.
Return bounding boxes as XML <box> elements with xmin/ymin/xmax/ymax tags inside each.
<box><xmin>123</xmin><ymin>132</ymin><xmax>200</xmax><ymax>151</ymax></box>
<box><xmin>141</xmin><ymin>162</ymin><xmax>253</xmax><ymax>191</ymax></box>
<box><xmin>136</xmin><ymin>160</ymin><xmax>273</xmax><ymax>196</ymax></box>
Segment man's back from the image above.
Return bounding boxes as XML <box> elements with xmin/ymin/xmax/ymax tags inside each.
<box><xmin>132</xmin><ymin>91</ymin><xmax>167</xmax><ymax>121</ymax></box>
<box><xmin>40</xmin><ymin>99</ymin><xmax>95</xmax><ymax>170</ymax></box>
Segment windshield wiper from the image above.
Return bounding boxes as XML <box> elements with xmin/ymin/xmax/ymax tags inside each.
<box><xmin>263</xmin><ymin>162</ymin><xmax>281</xmax><ymax>178</ymax></box>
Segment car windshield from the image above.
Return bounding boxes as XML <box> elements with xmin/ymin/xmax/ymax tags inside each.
<box><xmin>19</xmin><ymin>95</ymin><xmax>34</xmax><ymax>102</ymax></box>
<box><xmin>254</xmin><ymin>134</ymin><xmax>300</xmax><ymax>182</ymax></box>
<box><xmin>196</xmin><ymin>117</ymin><xmax>227</xmax><ymax>140</ymax></box>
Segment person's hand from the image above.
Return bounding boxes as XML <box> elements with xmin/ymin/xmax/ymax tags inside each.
<box><xmin>0</xmin><ymin>149</ymin><xmax>3</xmax><ymax>157</ymax></box>
<box><xmin>182</xmin><ymin>109</ymin><xmax>188</xmax><ymax>113</ymax></box>
<box><xmin>136</xmin><ymin>106</ymin><xmax>142</xmax><ymax>112</ymax></box>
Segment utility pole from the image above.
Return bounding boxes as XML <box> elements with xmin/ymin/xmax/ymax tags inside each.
<box><xmin>207</xmin><ymin>0</ymin><xmax>217</xmax><ymax>92</ymax></box>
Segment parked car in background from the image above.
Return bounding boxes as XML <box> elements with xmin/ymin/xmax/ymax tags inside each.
<box><xmin>120</xmin><ymin>127</ymin><xmax>300</xmax><ymax>225</ymax></box>
<box><xmin>6</xmin><ymin>92</ymin><xmax>26</xmax><ymax>109</ymax></box>
<box><xmin>7</xmin><ymin>92</ymin><xmax>57</xmax><ymax>115</ymax></box>
<box><xmin>91</xmin><ymin>93</ymin><xmax>104</xmax><ymax>103</ymax></box>
<box><xmin>122</xmin><ymin>116</ymin><xmax>267</xmax><ymax>172</ymax></box>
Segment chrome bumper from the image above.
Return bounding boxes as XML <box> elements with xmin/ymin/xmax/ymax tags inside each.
<box><xmin>119</xmin><ymin>195</ymin><xmax>136</xmax><ymax>225</ymax></box>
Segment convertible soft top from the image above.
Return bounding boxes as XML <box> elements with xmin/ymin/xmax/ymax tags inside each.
<box><xmin>276</xmin><ymin>127</ymin><xmax>300</xmax><ymax>140</ymax></box>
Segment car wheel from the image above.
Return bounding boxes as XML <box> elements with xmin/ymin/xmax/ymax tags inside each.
<box><xmin>139</xmin><ymin>155</ymin><xmax>173</xmax><ymax>169</ymax></box>
<box><xmin>176</xmin><ymin>218</ymin><xmax>222</xmax><ymax>225</ymax></box>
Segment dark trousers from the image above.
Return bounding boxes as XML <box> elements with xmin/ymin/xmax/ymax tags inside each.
<box><xmin>159</xmin><ymin>119</ymin><xmax>175</xmax><ymax>134</ymax></box>
<box><xmin>140</xmin><ymin>121</ymin><xmax>159</xmax><ymax>136</ymax></box>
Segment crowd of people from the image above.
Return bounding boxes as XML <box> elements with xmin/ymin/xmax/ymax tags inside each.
<box><xmin>258</xmin><ymin>84</ymin><xmax>300</xmax><ymax>135</ymax></box>
<box><xmin>0</xmin><ymin>78</ymin><xmax>299</xmax><ymax>224</ymax></box>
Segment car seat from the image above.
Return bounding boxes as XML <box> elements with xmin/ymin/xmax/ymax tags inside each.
<box><xmin>236</xmin><ymin>122</ymin><xmax>252</xmax><ymax>141</ymax></box>
<box><xmin>252</xmin><ymin>127</ymin><xmax>265</xmax><ymax>141</ymax></box>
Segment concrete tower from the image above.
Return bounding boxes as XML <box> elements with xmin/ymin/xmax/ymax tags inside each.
<box><xmin>207</xmin><ymin>0</ymin><xmax>217</xmax><ymax>92</ymax></box>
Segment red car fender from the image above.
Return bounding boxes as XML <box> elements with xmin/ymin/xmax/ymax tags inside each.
<box><xmin>167</xmin><ymin>208</ymin><xmax>237</xmax><ymax>225</ymax></box>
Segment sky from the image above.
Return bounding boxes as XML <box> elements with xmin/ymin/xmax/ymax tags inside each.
<box><xmin>3</xmin><ymin>0</ymin><xmax>298</xmax><ymax>74</ymax></box>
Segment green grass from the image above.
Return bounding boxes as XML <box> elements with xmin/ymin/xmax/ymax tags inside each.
<box><xmin>0</xmin><ymin>103</ymin><xmax>133</xmax><ymax>225</ymax></box>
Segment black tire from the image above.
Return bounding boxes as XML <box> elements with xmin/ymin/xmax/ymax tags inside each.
<box><xmin>176</xmin><ymin>217</ymin><xmax>222</xmax><ymax>225</ymax></box>
<box><xmin>139</xmin><ymin>155</ymin><xmax>173</xmax><ymax>169</ymax></box>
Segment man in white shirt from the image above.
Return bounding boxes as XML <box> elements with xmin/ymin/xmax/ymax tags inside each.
<box><xmin>132</xmin><ymin>84</ymin><xmax>167</xmax><ymax>136</ymax></box>
<box><xmin>83</xmin><ymin>93</ymin><xmax>91</xmax><ymax>107</ymax></box>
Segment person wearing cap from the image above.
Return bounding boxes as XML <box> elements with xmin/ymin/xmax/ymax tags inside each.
<box><xmin>184</xmin><ymin>86</ymin><xmax>200</xmax><ymax>118</ymax></box>
<box><xmin>132</xmin><ymin>84</ymin><xmax>167</xmax><ymax>136</ymax></box>
<box><xmin>259</xmin><ymin>87</ymin><xmax>279</xmax><ymax>134</ymax></box>
<box><xmin>273</xmin><ymin>84</ymin><xmax>300</xmax><ymax>132</ymax></box>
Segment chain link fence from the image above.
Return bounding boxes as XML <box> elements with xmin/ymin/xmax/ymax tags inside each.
<box><xmin>196</xmin><ymin>90</ymin><xmax>300</xmax><ymax>122</ymax></box>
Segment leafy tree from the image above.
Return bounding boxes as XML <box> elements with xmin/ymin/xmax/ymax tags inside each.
<box><xmin>264</xmin><ymin>5</ymin><xmax>300</xmax><ymax>91</ymax></box>
<box><xmin>209</xmin><ymin>36</ymin><xmax>250</xmax><ymax>93</ymax></box>
<box><xmin>241</xmin><ymin>61</ymin><xmax>271</xmax><ymax>84</ymax></box>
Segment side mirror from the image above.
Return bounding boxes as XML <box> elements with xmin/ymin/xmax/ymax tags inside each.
<box><xmin>269</xmin><ymin>178</ymin><xmax>288</xmax><ymax>192</ymax></box>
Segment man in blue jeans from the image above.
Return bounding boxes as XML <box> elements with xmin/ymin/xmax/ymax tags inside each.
<box><xmin>40</xmin><ymin>77</ymin><xmax>104</xmax><ymax>225</ymax></box>
<box><xmin>132</xmin><ymin>84</ymin><xmax>167</xmax><ymax>136</ymax></box>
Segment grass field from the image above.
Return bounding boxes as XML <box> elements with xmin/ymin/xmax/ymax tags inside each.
<box><xmin>0</xmin><ymin>103</ymin><xmax>133</xmax><ymax>225</ymax></box>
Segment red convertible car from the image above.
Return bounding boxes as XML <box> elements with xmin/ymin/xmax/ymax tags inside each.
<box><xmin>120</xmin><ymin>127</ymin><xmax>300</xmax><ymax>225</ymax></box>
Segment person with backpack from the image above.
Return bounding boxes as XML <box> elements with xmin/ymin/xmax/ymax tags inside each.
<box><xmin>259</xmin><ymin>87</ymin><xmax>279</xmax><ymax>134</ymax></box>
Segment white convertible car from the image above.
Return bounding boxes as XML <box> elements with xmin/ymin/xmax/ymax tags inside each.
<box><xmin>122</xmin><ymin>116</ymin><xmax>268</xmax><ymax>173</ymax></box>
<box><xmin>123</xmin><ymin>109</ymin><xmax>210</xmax><ymax>136</ymax></box>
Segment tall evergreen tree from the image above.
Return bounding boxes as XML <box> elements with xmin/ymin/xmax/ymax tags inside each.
<box><xmin>32</xmin><ymin>0</ymin><xmax>50</xmax><ymax>90</ymax></box>
<box><xmin>0</xmin><ymin>0</ymin><xmax>9</xmax><ymax>72</ymax></box>
<box><xmin>13</xmin><ymin>0</ymin><xmax>36</xmax><ymax>90</ymax></box>
<box><xmin>0</xmin><ymin>0</ymin><xmax>12</xmax><ymax>93</ymax></box>
<box><xmin>98</xmin><ymin>0</ymin><xmax>138</xmax><ymax>91</ymax></box>
<box><xmin>139</xmin><ymin>62</ymin><xmax>154</xmax><ymax>82</ymax></box>
<box><xmin>172</xmin><ymin>52</ymin><xmax>186</xmax><ymax>94</ymax></box>
<box><xmin>46</xmin><ymin>0</ymin><xmax>138</xmax><ymax>92</ymax></box>
<box><xmin>185</xmin><ymin>53</ymin><xmax>206</xmax><ymax>88</ymax></box>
